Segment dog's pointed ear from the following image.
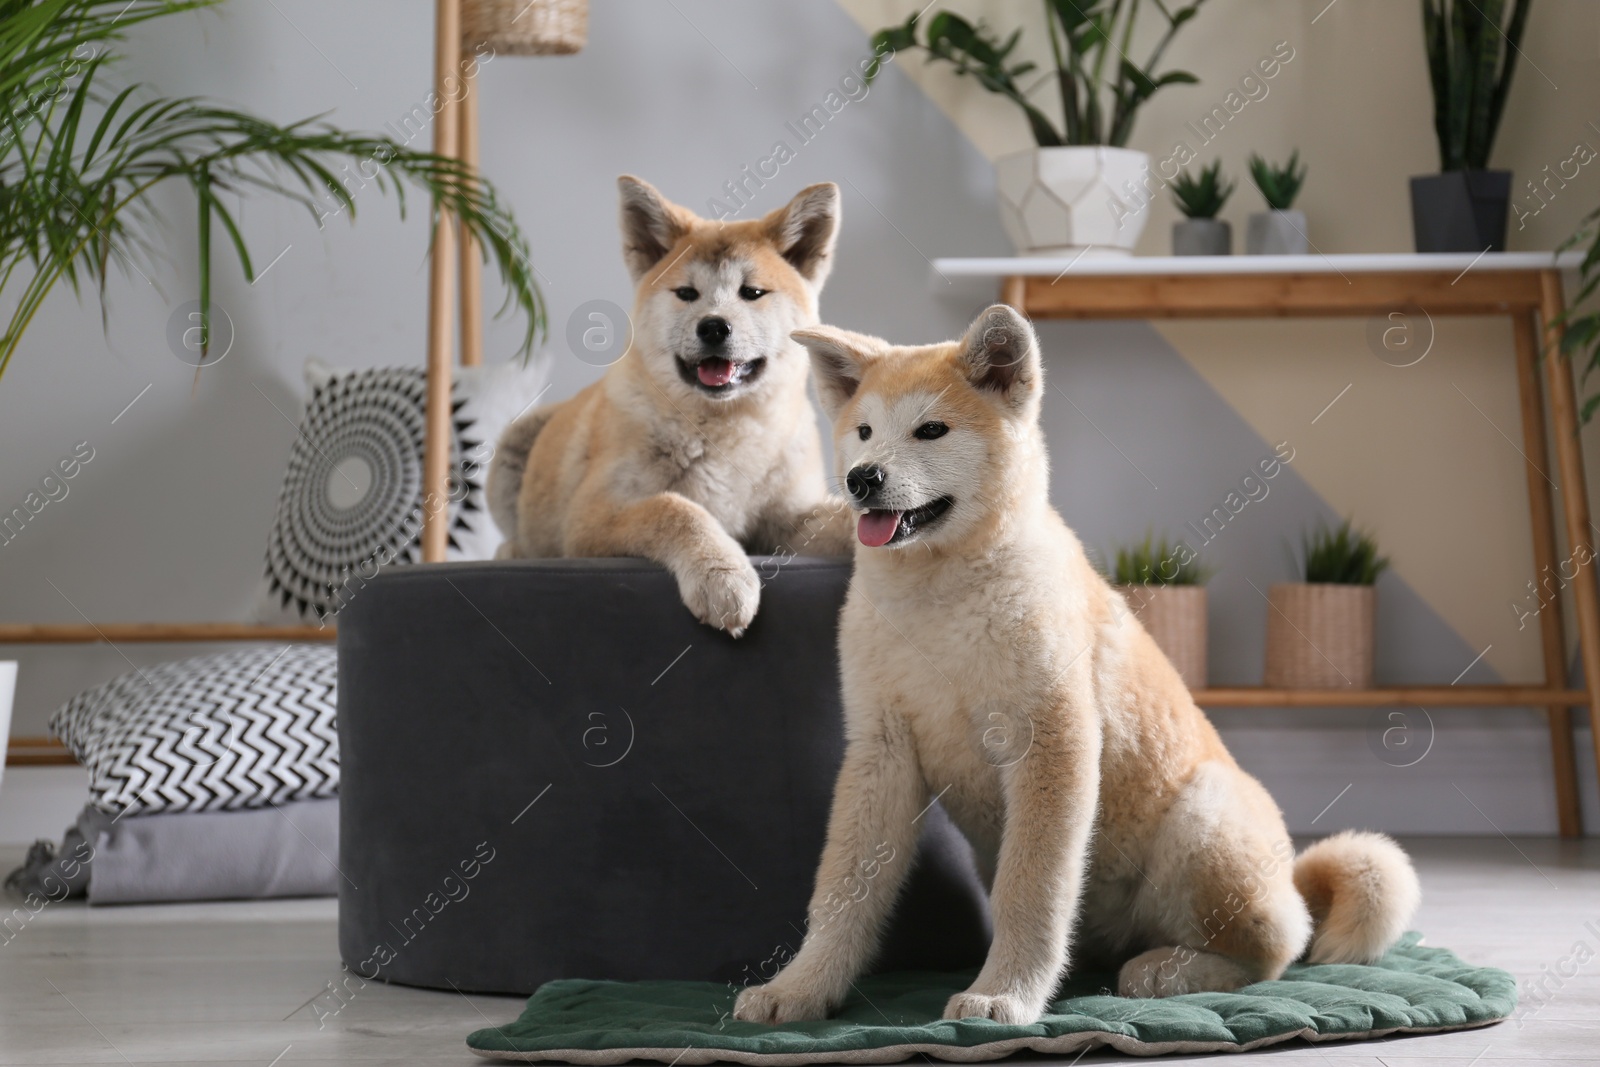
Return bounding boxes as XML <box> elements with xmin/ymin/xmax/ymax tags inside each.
<box><xmin>767</xmin><ymin>183</ymin><xmax>840</xmax><ymax>286</ymax></box>
<box><xmin>958</xmin><ymin>304</ymin><xmax>1041</xmax><ymax>409</ymax></box>
<box><xmin>792</xmin><ymin>325</ymin><xmax>875</xmax><ymax>421</ymax></box>
<box><xmin>618</xmin><ymin>175</ymin><xmax>690</xmax><ymax>282</ymax></box>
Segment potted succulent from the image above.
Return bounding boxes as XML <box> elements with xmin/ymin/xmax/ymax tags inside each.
<box><xmin>1171</xmin><ymin>161</ymin><xmax>1233</xmax><ymax>255</ymax></box>
<box><xmin>1263</xmin><ymin>521</ymin><xmax>1389</xmax><ymax>689</ymax></box>
<box><xmin>1111</xmin><ymin>534</ymin><xmax>1209</xmax><ymax>689</ymax></box>
<box><xmin>1412</xmin><ymin>0</ymin><xmax>1530</xmax><ymax>253</ymax></box>
<box><xmin>870</xmin><ymin>1</ymin><xmax>1209</xmax><ymax>256</ymax></box>
<box><xmin>1245</xmin><ymin>151</ymin><xmax>1307</xmax><ymax>255</ymax></box>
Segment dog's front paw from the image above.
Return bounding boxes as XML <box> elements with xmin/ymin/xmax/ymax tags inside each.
<box><xmin>733</xmin><ymin>981</ymin><xmax>832</xmax><ymax>1025</ymax></box>
<box><xmin>678</xmin><ymin>554</ymin><xmax>761</xmax><ymax>637</ymax></box>
<box><xmin>942</xmin><ymin>989</ymin><xmax>1042</xmax><ymax>1025</ymax></box>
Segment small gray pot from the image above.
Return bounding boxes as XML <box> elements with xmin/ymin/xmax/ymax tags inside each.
<box><xmin>1173</xmin><ymin>218</ymin><xmax>1231</xmax><ymax>256</ymax></box>
<box><xmin>1246</xmin><ymin>209</ymin><xmax>1308</xmax><ymax>255</ymax></box>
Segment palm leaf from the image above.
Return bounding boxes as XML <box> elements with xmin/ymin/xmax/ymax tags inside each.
<box><xmin>0</xmin><ymin>0</ymin><xmax>545</xmax><ymax>385</ymax></box>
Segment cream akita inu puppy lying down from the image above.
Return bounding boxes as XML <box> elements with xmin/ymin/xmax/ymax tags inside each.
<box><xmin>734</xmin><ymin>306</ymin><xmax>1420</xmax><ymax>1025</ymax></box>
<box><xmin>488</xmin><ymin>177</ymin><xmax>855</xmax><ymax>635</ymax></box>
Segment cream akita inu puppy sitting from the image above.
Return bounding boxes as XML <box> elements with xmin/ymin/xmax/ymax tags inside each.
<box><xmin>488</xmin><ymin>177</ymin><xmax>855</xmax><ymax>635</ymax></box>
<box><xmin>734</xmin><ymin>306</ymin><xmax>1420</xmax><ymax>1025</ymax></box>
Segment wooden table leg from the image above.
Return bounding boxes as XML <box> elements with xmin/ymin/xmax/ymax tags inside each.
<box><xmin>1540</xmin><ymin>268</ymin><xmax>1600</xmax><ymax>827</ymax></box>
<box><xmin>1001</xmin><ymin>276</ymin><xmax>1026</xmax><ymax>312</ymax></box>
<box><xmin>1514</xmin><ymin>308</ymin><xmax>1583</xmax><ymax>837</ymax></box>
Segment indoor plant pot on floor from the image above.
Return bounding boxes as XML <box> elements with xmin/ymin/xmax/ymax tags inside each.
<box><xmin>871</xmin><ymin>2</ymin><xmax>1211</xmax><ymax>256</ymax></box>
<box><xmin>1410</xmin><ymin>0</ymin><xmax>1530</xmax><ymax>252</ymax></box>
<box><xmin>1263</xmin><ymin>521</ymin><xmax>1389</xmax><ymax>689</ymax></box>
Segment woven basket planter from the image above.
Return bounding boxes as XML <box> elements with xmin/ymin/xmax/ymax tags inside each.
<box><xmin>463</xmin><ymin>0</ymin><xmax>587</xmax><ymax>56</ymax></box>
<box><xmin>1263</xmin><ymin>583</ymin><xmax>1374</xmax><ymax>689</ymax></box>
<box><xmin>1117</xmin><ymin>585</ymin><xmax>1207</xmax><ymax>690</ymax></box>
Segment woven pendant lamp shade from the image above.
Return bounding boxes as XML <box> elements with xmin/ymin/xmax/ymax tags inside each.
<box><xmin>462</xmin><ymin>0</ymin><xmax>587</xmax><ymax>56</ymax></box>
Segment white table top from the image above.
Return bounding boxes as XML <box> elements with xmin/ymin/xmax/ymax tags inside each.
<box><xmin>934</xmin><ymin>251</ymin><xmax>1582</xmax><ymax>278</ymax></box>
<box><xmin>930</xmin><ymin>251</ymin><xmax>1584</xmax><ymax>299</ymax></box>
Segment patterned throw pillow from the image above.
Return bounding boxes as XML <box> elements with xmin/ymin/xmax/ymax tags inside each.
<box><xmin>48</xmin><ymin>647</ymin><xmax>338</xmax><ymax>817</ymax></box>
<box><xmin>260</xmin><ymin>357</ymin><xmax>549</xmax><ymax>624</ymax></box>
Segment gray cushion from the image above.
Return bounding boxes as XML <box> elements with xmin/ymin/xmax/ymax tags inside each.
<box><xmin>336</xmin><ymin>558</ymin><xmax>991</xmax><ymax>995</ymax></box>
<box><xmin>88</xmin><ymin>800</ymin><xmax>340</xmax><ymax>904</ymax></box>
<box><xmin>4</xmin><ymin>800</ymin><xmax>339</xmax><ymax>904</ymax></box>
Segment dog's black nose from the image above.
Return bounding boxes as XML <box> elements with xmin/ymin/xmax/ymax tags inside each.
<box><xmin>697</xmin><ymin>317</ymin><xmax>730</xmax><ymax>346</ymax></box>
<box><xmin>846</xmin><ymin>464</ymin><xmax>886</xmax><ymax>503</ymax></box>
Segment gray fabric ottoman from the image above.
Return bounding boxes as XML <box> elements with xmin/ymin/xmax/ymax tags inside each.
<box><xmin>337</xmin><ymin>558</ymin><xmax>991</xmax><ymax>995</ymax></box>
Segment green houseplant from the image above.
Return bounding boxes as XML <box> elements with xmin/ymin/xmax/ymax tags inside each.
<box><xmin>1110</xmin><ymin>533</ymin><xmax>1209</xmax><ymax>689</ymax></box>
<box><xmin>870</xmin><ymin>1</ymin><xmax>1209</xmax><ymax>256</ymax></box>
<box><xmin>1264</xmin><ymin>520</ymin><xmax>1389</xmax><ymax>689</ymax></box>
<box><xmin>1558</xmin><ymin>205</ymin><xmax>1600</xmax><ymax>423</ymax></box>
<box><xmin>1411</xmin><ymin>0</ymin><xmax>1532</xmax><ymax>252</ymax></box>
<box><xmin>0</xmin><ymin>0</ymin><xmax>545</xmax><ymax>385</ymax></box>
<box><xmin>1170</xmin><ymin>160</ymin><xmax>1232</xmax><ymax>255</ymax></box>
<box><xmin>1245</xmin><ymin>150</ymin><xmax>1307</xmax><ymax>255</ymax></box>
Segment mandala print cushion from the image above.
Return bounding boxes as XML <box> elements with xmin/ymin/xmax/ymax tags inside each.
<box><xmin>48</xmin><ymin>646</ymin><xmax>338</xmax><ymax>816</ymax></box>
<box><xmin>259</xmin><ymin>357</ymin><xmax>549</xmax><ymax>624</ymax></box>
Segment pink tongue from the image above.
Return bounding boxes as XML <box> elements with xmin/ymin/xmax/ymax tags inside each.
<box><xmin>697</xmin><ymin>358</ymin><xmax>735</xmax><ymax>387</ymax></box>
<box><xmin>857</xmin><ymin>510</ymin><xmax>902</xmax><ymax>548</ymax></box>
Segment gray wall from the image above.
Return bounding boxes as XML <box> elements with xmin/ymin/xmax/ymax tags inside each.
<box><xmin>0</xmin><ymin>0</ymin><xmax>1590</xmax><ymax>840</ymax></box>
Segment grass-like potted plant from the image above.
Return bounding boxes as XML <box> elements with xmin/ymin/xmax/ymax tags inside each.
<box><xmin>1171</xmin><ymin>161</ymin><xmax>1232</xmax><ymax>256</ymax></box>
<box><xmin>1412</xmin><ymin>0</ymin><xmax>1530</xmax><ymax>252</ymax></box>
<box><xmin>870</xmin><ymin>1</ymin><xmax>1209</xmax><ymax>256</ymax></box>
<box><xmin>1263</xmin><ymin>520</ymin><xmax>1389</xmax><ymax>689</ymax></box>
<box><xmin>1245</xmin><ymin>151</ymin><xmax>1307</xmax><ymax>255</ymax></box>
<box><xmin>1111</xmin><ymin>533</ymin><xmax>1209</xmax><ymax>689</ymax></box>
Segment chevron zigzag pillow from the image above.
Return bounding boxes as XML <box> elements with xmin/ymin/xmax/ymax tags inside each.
<box><xmin>48</xmin><ymin>646</ymin><xmax>338</xmax><ymax>817</ymax></box>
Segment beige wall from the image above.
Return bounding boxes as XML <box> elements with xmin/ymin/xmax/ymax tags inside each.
<box><xmin>840</xmin><ymin>0</ymin><xmax>1600</xmax><ymax>683</ymax></box>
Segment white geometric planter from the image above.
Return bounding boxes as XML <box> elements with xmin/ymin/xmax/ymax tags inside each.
<box><xmin>995</xmin><ymin>146</ymin><xmax>1152</xmax><ymax>257</ymax></box>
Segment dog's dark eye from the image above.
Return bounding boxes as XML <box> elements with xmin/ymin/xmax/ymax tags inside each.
<box><xmin>738</xmin><ymin>285</ymin><xmax>768</xmax><ymax>301</ymax></box>
<box><xmin>914</xmin><ymin>421</ymin><xmax>948</xmax><ymax>440</ymax></box>
<box><xmin>673</xmin><ymin>287</ymin><xmax>699</xmax><ymax>302</ymax></box>
<box><xmin>858</xmin><ymin>425</ymin><xmax>872</xmax><ymax>441</ymax></box>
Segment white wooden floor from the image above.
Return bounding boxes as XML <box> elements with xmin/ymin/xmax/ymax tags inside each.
<box><xmin>0</xmin><ymin>837</ymin><xmax>1595</xmax><ymax>1066</ymax></box>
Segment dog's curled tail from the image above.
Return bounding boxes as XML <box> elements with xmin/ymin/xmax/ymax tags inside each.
<box><xmin>1293</xmin><ymin>830</ymin><xmax>1421</xmax><ymax>964</ymax></box>
<box><xmin>487</xmin><ymin>404</ymin><xmax>557</xmax><ymax>546</ymax></box>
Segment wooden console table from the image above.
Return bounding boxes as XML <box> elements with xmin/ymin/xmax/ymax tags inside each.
<box><xmin>934</xmin><ymin>252</ymin><xmax>1594</xmax><ymax>837</ymax></box>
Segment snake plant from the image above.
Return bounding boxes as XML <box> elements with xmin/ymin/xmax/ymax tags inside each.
<box><xmin>1421</xmin><ymin>0</ymin><xmax>1532</xmax><ymax>172</ymax></box>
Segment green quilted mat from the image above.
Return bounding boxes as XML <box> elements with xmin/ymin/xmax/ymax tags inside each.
<box><xmin>467</xmin><ymin>934</ymin><xmax>1515</xmax><ymax>1063</ymax></box>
